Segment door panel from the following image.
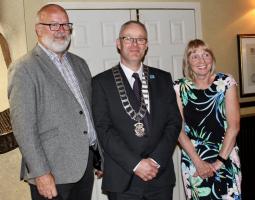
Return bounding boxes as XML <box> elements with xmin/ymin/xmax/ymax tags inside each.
<box><xmin>139</xmin><ymin>9</ymin><xmax>196</xmax><ymax>80</ymax></box>
<box><xmin>68</xmin><ymin>10</ymin><xmax>131</xmax><ymax>76</ymax></box>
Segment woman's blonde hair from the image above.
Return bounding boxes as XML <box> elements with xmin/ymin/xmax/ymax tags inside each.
<box><xmin>183</xmin><ymin>39</ymin><xmax>216</xmax><ymax>80</ymax></box>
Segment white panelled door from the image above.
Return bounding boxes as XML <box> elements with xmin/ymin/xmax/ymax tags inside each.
<box><xmin>66</xmin><ymin>6</ymin><xmax>199</xmax><ymax>200</ymax></box>
<box><xmin>68</xmin><ymin>10</ymin><xmax>131</xmax><ymax>76</ymax></box>
<box><xmin>140</xmin><ymin>9</ymin><xmax>196</xmax><ymax>80</ymax></box>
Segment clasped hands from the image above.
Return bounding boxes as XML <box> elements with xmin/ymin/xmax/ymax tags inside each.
<box><xmin>193</xmin><ymin>159</ymin><xmax>223</xmax><ymax>179</ymax></box>
<box><xmin>134</xmin><ymin>158</ymin><xmax>160</xmax><ymax>181</ymax></box>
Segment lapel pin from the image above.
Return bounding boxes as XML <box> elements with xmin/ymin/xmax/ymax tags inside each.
<box><xmin>149</xmin><ymin>74</ymin><xmax>155</xmax><ymax>79</ymax></box>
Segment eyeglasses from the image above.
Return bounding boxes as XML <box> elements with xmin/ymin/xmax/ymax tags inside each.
<box><xmin>190</xmin><ymin>52</ymin><xmax>212</xmax><ymax>62</ymax></box>
<box><xmin>120</xmin><ymin>36</ymin><xmax>147</xmax><ymax>45</ymax></box>
<box><xmin>38</xmin><ymin>23</ymin><xmax>73</xmax><ymax>31</ymax></box>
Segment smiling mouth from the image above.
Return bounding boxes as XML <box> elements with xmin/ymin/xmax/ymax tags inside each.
<box><xmin>129</xmin><ymin>50</ymin><xmax>140</xmax><ymax>54</ymax></box>
<box><xmin>197</xmin><ymin>65</ymin><xmax>207</xmax><ymax>69</ymax></box>
<box><xmin>54</xmin><ymin>37</ymin><xmax>66</xmax><ymax>41</ymax></box>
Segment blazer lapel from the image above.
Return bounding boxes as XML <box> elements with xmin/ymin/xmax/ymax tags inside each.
<box><xmin>67</xmin><ymin>53</ymin><xmax>93</xmax><ymax>115</ymax></box>
<box><xmin>33</xmin><ymin>45</ymin><xmax>80</xmax><ymax>103</ymax></box>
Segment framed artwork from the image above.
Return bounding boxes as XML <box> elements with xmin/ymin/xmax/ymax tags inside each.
<box><xmin>237</xmin><ymin>34</ymin><xmax>255</xmax><ymax>98</ymax></box>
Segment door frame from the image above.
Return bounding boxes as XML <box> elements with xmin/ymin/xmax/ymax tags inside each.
<box><xmin>56</xmin><ymin>2</ymin><xmax>202</xmax><ymax>39</ymax></box>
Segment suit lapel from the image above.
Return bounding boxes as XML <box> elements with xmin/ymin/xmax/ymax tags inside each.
<box><xmin>147</xmin><ymin>67</ymin><xmax>156</xmax><ymax>122</ymax></box>
<box><xmin>118</xmin><ymin>65</ymin><xmax>140</xmax><ymax>111</ymax></box>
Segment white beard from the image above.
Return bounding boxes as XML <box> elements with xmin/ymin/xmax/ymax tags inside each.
<box><xmin>41</xmin><ymin>34</ymin><xmax>71</xmax><ymax>53</ymax></box>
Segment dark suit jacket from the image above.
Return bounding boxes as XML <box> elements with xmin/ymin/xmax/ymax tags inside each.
<box><xmin>8</xmin><ymin>45</ymin><xmax>95</xmax><ymax>184</ymax></box>
<box><xmin>92</xmin><ymin>65</ymin><xmax>182</xmax><ymax>192</ymax></box>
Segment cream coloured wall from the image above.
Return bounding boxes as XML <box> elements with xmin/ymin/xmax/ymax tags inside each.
<box><xmin>0</xmin><ymin>0</ymin><xmax>255</xmax><ymax>199</ymax></box>
<box><xmin>200</xmin><ymin>0</ymin><xmax>255</xmax><ymax>108</ymax></box>
<box><xmin>0</xmin><ymin>49</ymin><xmax>9</xmax><ymax>111</ymax></box>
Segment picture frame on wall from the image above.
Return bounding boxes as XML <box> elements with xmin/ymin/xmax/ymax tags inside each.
<box><xmin>237</xmin><ymin>34</ymin><xmax>255</xmax><ymax>98</ymax></box>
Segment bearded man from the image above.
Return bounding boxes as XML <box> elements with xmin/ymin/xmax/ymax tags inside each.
<box><xmin>8</xmin><ymin>4</ymin><xmax>101</xmax><ymax>200</ymax></box>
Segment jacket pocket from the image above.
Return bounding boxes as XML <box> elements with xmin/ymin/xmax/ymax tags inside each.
<box><xmin>39</xmin><ymin>127</ymin><xmax>59</xmax><ymax>142</ymax></box>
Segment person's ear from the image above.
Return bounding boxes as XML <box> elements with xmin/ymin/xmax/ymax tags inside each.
<box><xmin>35</xmin><ymin>24</ymin><xmax>43</xmax><ymax>37</ymax></box>
<box><xmin>116</xmin><ymin>38</ymin><xmax>121</xmax><ymax>50</ymax></box>
<box><xmin>116</xmin><ymin>38</ymin><xmax>121</xmax><ymax>54</ymax></box>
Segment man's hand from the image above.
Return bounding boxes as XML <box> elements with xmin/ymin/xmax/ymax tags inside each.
<box><xmin>95</xmin><ymin>170</ymin><xmax>103</xmax><ymax>179</ymax></box>
<box><xmin>35</xmin><ymin>172</ymin><xmax>57</xmax><ymax>199</ymax></box>
<box><xmin>134</xmin><ymin>159</ymin><xmax>159</xmax><ymax>181</ymax></box>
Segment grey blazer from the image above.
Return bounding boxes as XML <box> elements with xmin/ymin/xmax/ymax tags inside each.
<box><xmin>8</xmin><ymin>45</ymin><xmax>94</xmax><ymax>184</ymax></box>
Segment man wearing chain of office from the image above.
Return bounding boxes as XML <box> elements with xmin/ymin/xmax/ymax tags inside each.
<box><xmin>92</xmin><ymin>20</ymin><xmax>182</xmax><ymax>200</ymax></box>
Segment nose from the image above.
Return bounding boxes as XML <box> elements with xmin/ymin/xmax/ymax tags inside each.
<box><xmin>202</xmin><ymin>56</ymin><xmax>208</xmax><ymax>63</ymax></box>
<box><xmin>131</xmin><ymin>38</ymin><xmax>138</xmax><ymax>46</ymax></box>
<box><xmin>58</xmin><ymin>25</ymin><xmax>66</xmax><ymax>32</ymax></box>
<box><xmin>198</xmin><ymin>55</ymin><xmax>206</xmax><ymax>63</ymax></box>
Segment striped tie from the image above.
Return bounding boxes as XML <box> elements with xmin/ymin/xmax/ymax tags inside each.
<box><xmin>132</xmin><ymin>73</ymin><xmax>142</xmax><ymax>105</ymax></box>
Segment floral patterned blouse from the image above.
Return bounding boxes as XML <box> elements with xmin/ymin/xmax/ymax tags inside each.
<box><xmin>174</xmin><ymin>73</ymin><xmax>242</xmax><ymax>200</ymax></box>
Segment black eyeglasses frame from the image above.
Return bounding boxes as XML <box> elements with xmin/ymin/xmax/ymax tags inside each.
<box><xmin>38</xmin><ymin>23</ymin><xmax>73</xmax><ymax>31</ymax></box>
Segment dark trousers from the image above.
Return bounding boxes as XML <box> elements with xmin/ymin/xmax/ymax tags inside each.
<box><xmin>30</xmin><ymin>150</ymin><xmax>94</xmax><ymax>200</ymax></box>
<box><xmin>108</xmin><ymin>180</ymin><xmax>173</xmax><ymax>200</ymax></box>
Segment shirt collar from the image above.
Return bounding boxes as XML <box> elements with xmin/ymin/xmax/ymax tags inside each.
<box><xmin>120</xmin><ymin>62</ymin><xmax>143</xmax><ymax>81</ymax></box>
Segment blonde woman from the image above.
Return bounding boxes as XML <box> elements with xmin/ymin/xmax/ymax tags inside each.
<box><xmin>174</xmin><ymin>39</ymin><xmax>241</xmax><ymax>200</ymax></box>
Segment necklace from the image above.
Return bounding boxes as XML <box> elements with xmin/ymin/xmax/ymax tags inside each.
<box><xmin>112</xmin><ymin>66</ymin><xmax>149</xmax><ymax>137</ymax></box>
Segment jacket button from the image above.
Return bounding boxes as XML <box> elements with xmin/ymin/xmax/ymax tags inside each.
<box><xmin>79</xmin><ymin>111</ymin><xmax>83</xmax><ymax>114</ymax></box>
<box><xmin>83</xmin><ymin>131</ymin><xmax>87</xmax><ymax>134</ymax></box>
